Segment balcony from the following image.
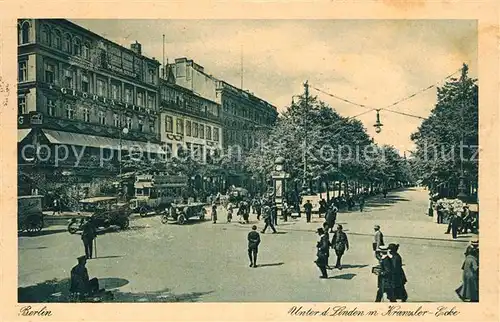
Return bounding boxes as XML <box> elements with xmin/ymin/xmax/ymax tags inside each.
<box><xmin>160</xmin><ymin>100</ymin><xmax>221</xmax><ymax>124</ymax></box>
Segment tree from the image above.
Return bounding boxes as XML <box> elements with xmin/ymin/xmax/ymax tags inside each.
<box><xmin>411</xmin><ymin>64</ymin><xmax>478</xmax><ymax>196</ymax></box>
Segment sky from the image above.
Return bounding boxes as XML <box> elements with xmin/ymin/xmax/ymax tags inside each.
<box><xmin>73</xmin><ymin>19</ymin><xmax>477</xmax><ymax>154</ymax></box>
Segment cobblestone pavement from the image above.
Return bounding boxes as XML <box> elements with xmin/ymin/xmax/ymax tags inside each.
<box><xmin>19</xmin><ymin>188</ymin><xmax>470</xmax><ymax>302</ymax></box>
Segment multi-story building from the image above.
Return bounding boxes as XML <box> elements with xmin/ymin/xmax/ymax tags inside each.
<box><xmin>158</xmin><ymin>69</ymin><xmax>222</xmax><ymax>164</ymax></box>
<box><xmin>170</xmin><ymin>58</ymin><xmax>278</xmax><ymax>150</ymax></box>
<box><xmin>17</xmin><ymin>19</ymin><xmax>162</xmax><ymax>196</ymax></box>
<box><xmin>168</xmin><ymin>58</ymin><xmax>278</xmax><ymax>188</ymax></box>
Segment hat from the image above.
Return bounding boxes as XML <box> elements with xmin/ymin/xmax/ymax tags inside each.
<box><xmin>337</xmin><ymin>224</ymin><xmax>343</xmax><ymax>230</ymax></box>
<box><xmin>377</xmin><ymin>245</ymin><xmax>389</xmax><ymax>252</ymax></box>
<box><xmin>374</xmin><ymin>225</ymin><xmax>380</xmax><ymax>229</ymax></box>
<box><xmin>471</xmin><ymin>240</ymin><xmax>479</xmax><ymax>246</ymax></box>
<box><xmin>77</xmin><ymin>255</ymin><xmax>87</xmax><ymax>262</ymax></box>
<box><xmin>317</xmin><ymin>227</ymin><xmax>325</xmax><ymax>234</ymax></box>
<box><xmin>388</xmin><ymin>243</ymin><xmax>399</xmax><ymax>251</ymax></box>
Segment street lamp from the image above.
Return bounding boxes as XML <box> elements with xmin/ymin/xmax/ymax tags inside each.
<box><xmin>373</xmin><ymin>109</ymin><xmax>383</xmax><ymax>134</ymax></box>
<box><xmin>118</xmin><ymin>126</ymin><xmax>129</xmax><ymax>177</ymax></box>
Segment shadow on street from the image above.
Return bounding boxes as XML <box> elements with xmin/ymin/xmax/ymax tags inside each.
<box><xmin>258</xmin><ymin>262</ymin><xmax>285</xmax><ymax>267</ymax></box>
<box><xmin>330</xmin><ymin>273</ymin><xmax>356</xmax><ymax>280</ymax></box>
<box><xmin>18</xmin><ymin>277</ymin><xmax>213</xmax><ymax>303</ymax></box>
<box><xmin>18</xmin><ymin>228</ymin><xmax>68</xmax><ymax>237</ymax></box>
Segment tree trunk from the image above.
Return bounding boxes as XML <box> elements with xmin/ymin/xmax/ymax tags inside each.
<box><xmin>326</xmin><ymin>181</ymin><xmax>330</xmax><ymax>202</ymax></box>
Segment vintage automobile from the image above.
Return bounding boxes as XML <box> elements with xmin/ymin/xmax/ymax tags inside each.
<box><xmin>161</xmin><ymin>202</ymin><xmax>207</xmax><ymax>225</ymax></box>
<box><xmin>68</xmin><ymin>196</ymin><xmax>131</xmax><ymax>234</ymax></box>
<box><xmin>18</xmin><ymin>195</ymin><xmax>45</xmax><ymax>234</ymax></box>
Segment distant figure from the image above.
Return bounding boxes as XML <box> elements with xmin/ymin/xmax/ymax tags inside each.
<box><xmin>382</xmin><ymin>189</ymin><xmax>388</xmax><ymax>198</ymax></box>
<box><xmin>331</xmin><ymin>224</ymin><xmax>349</xmax><ymax>269</ymax></box>
<box><xmin>261</xmin><ymin>205</ymin><xmax>277</xmax><ymax>234</ymax></box>
<box><xmin>247</xmin><ymin>225</ymin><xmax>261</xmax><ymax>268</ymax></box>
<box><xmin>271</xmin><ymin>202</ymin><xmax>278</xmax><ymax>226</ymax></box>
<box><xmin>436</xmin><ymin>202</ymin><xmax>444</xmax><ymax>224</ymax></box>
<box><xmin>315</xmin><ymin>228</ymin><xmax>330</xmax><ymax>279</ymax></box>
<box><xmin>318</xmin><ymin>199</ymin><xmax>327</xmax><ymax>218</ymax></box>
<box><xmin>322</xmin><ymin>222</ymin><xmax>333</xmax><ymax>269</ymax></box>
<box><xmin>374</xmin><ymin>245</ymin><xmax>396</xmax><ymax>302</ymax></box>
<box><xmin>373</xmin><ymin>225</ymin><xmax>384</xmax><ymax>260</ymax></box>
<box><xmin>70</xmin><ymin>255</ymin><xmax>101</xmax><ymax>299</ymax></box>
<box><xmin>226</xmin><ymin>202</ymin><xmax>234</xmax><ymax>223</ymax></box>
<box><xmin>359</xmin><ymin>194</ymin><xmax>365</xmax><ymax>212</ymax></box>
<box><xmin>254</xmin><ymin>199</ymin><xmax>262</xmax><ymax>220</ymax></box>
<box><xmin>81</xmin><ymin>218</ymin><xmax>97</xmax><ymax>259</ymax></box>
<box><xmin>211</xmin><ymin>204</ymin><xmax>218</xmax><ymax>224</ymax></box>
<box><xmin>388</xmin><ymin>243</ymin><xmax>408</xmax><ymax>302</ymax></box>
<box><xmin>304</xmin><ymin>200</ymin><xmax>313</xmax><ymax>223</ymax></box>
<box><xmin>457</xmin><ymin>246</ymin><xmax>479</xmax><ymax>302</ymax></box>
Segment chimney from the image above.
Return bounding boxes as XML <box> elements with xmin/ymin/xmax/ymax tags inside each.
<box><xmin>130</xmin><ymin>41</ymin><xmax>142</xmax><ymax>55</ymax></box>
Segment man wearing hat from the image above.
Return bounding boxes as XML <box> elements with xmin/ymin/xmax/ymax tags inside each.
<box><xmin>70</xmin><ymin>255</ymin><xmax>101</xmax><ymax>300</ymax></box>
<box><xmin>81</xmin><ymin>218</ymin><xmax>97</xmax><ymax>259</ymax></box>
<box><xmin>331</xmin><ymin>224</ymin><xmax>349</xmax><ymax>269</ymax></box>
<box><xmin>388</xmin><ymin>243</ymin><xmax>408</xmax><ymax>302</ymax></box>
<box><xmin>315</xmin><ymin>227</ymin><xmax>330</xmax><ymax>279</ymax></box>
<box><xmin>373</xmin><ymin>225</ymin><xmax>384</xmax><ymax>260</ymax></box>
<box><xmin>304</xmin><ymin>200</ymin><xmax>313</xmax><ymax>223</ymax></box>
<box><xmin>374</xmin><ymin>245</ymin><xmax>396</xmax><ymax>302</ymax></box>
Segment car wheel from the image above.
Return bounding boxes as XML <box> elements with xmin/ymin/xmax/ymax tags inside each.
<box><xmin>68</xmin><ymin>222</ymin><xmax>80</xmax><ymax>234</ymax></box>
<box><xmin>177</xmin><ymin>214</ymin><xmax>186</xmax><ymax>225</ymax></box>
<box><xmin>139</xmin><ymin>207</ymin><xmax>148</xmax><ymax>217</ymax></box>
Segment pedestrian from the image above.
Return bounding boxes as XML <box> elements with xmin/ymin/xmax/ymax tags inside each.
<box><xmin>261</xmin><ymin>205</ymin><xmax>277</xmax><ymax>234</ymax></box>
<box><xmin>283</xmin><ymin>202</ymin><xmax>290</xmax><ymax>222</ymax></box>
<box><xmin>374</xmin><ymin>245</ymin><xmax>396</xmax><ymax>302</ymax></box>
<box><xmin>373</xmin><ymin>225</ymin><xmax>384</xmax><ymax>260</ymax></box>
<box><xmin>322</xmin><ymin>222</ymin><xmax>333</xmax><ymax>269</ymax></box>
<box><xmin>242</xmin><ymin>201</ymin><xmax>250</xmax><ymax>224</ymax></box>
<box><xmin>271</xmin><ymin>202</ymin><xmax>278</xmax><ymax>226</ymax></box>
<box><xmin>319</xmin><ymin>199</ymin><xmax>327</xmax><ymax>218</ymax></box>
<box><xmin>304</xmin><ymin>200</ymin><xmax>313</xmax><ymax>223</ymax></box>
<box><xmin>81</xmin><ymin>218</ymin><xmax>97</xmax><ymax>259</ymax></box>
<box><xmin>383</xmin><ymin>188</ymin><xmax>388</xmax><ymax>198</ymax></box>
<box><xmin>325</xmin><ymin>206</ymin><xmax>335</xmax><ymax>233</ymax></box>
<box><xmin>70</xmin><ymin>255</ymin><xmax>102</xmax><ymax>300</ymax></box>
<box><xmin>436</xmin><ymin>202</ymin><xmax>444</xmax><ymax>223</ymax></box>
<box><xmin>450</xmin><ymin>213</ymin><xmax>460</xmax><ymax>239</ymax></box>
<box><xmin>247</xmin><ymin>225</ymin><xmax>261</xmax><ymax>268</ymax></box>
<box><xmin>331</xmin><ymin>224</ymin><xmax>349</xmax><ymax>269</ymax></box>
<box><xmin>388</xmin><ymin>243</ymin><xmax>408</xmax><ymax>302</ymax></box>
<box><xmin>456</xmin><ymin>245</ymin><xmax>479</xmax><ymax>302</ymax></box>
<box><xmin>52</xmin><ymin>198</ymin><xmax>59</xmax><ymax>215</ymax></box>
<box><xmin>315</xmin><ymin>227</ymin><xmax>330</xmax><ymax>279</ymax></box>
<box><xmin>255</xmin><ymin>200</ymin><xmax>262</xmax><ymax>220</ymax></box>
<box><xmin>226</xmin><ymin>202</ymin><xmax>233</xmax><ymax>223</ymax></box>
<box><xmin>211</xmin><ymin>203</ymin><xmax>218</xmax><ymax>224</ymax></box>
<box><xmin>358</xmin><ymin>193</ymin><xmax>365</xmax><ymax>212</ymax></box>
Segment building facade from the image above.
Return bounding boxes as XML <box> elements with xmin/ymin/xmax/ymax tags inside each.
<box><xmin>17</xmin><ymin>19</ymin><xmax>161</xmax><ymax>196</ymax></box>
<box><xmin>168</xmin><ymin>58</ymin><xmax>278</xmax><ymax>188</ymax></box>
<box><xmin>158</xmin><ymin>71</ymin><xmax>223</xmax><ymax>164</ymax></box>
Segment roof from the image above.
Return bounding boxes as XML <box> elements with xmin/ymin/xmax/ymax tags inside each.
<box><xmin>57</xmin><ymin>19</ymin><xmax>160</xmax><ymax>65</ymax></box>
<box><xmin>79</xmin><ymin>196</ymin><xmax>118</xmax><ymax>203</ymax></box>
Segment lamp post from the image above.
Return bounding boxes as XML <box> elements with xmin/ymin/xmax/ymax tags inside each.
<box><xmin>271</xmin><ymin>157</ymin><xmax>290</xmax><ymax>220</ymax></box>
<box><xmin>118</xmin><ymin>126</ymin><xmax>129</xmax><ymax>177</ymax></box>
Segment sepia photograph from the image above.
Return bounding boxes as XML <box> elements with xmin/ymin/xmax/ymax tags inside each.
<box><xmin>14</xmin><ymin>18</ymin><xmax>482</xmax><ymax>305</ymax></box>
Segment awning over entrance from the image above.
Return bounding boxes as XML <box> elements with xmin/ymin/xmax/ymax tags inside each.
<box><xmin>18</xmin><ymin>129</ymin><xmax>32</xmax><ymax>142</ymax></box>
<box><xmin>41</xmin><ymin>129</ymin><xmax>165</xmax><ymax>154</ymax></box>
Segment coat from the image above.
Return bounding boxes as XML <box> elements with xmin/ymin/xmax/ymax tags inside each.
<box><xmin>70</xmin><ymin>264</ymin><xmax>90</xmax><ymax>294</ymax></box>
<box><xmin>459</xmin><ymin>254</ymin><xmax>479</xmax><ymax>301</ymax></box>
<box><xmin>377</xmin><ymin>256</ymin><xmax>395</xmax><ymax>290</ymax></box>
<box><xmin>331</xmin><ymin>230</ymin><xmax>349</xmax><ymax>254</ymax></box>
<box><xmin>390</xmin><ymin>253</ymin><xmax>407</xmax><ymax>287</ymax></box>
<box><xmin>316</xmin><ymin>234</ymin><xmax>330</xmax><ymax>264</ymax></box>
<box><xmin>81</xmin><ymin>221</ymin><xmax>96</xmax><ymax>241</ymax></box>
<box><xmin>373</xmin><ymin>230</ymin><xmax>384</xmax><ymax>251</ymax></box>
<box><xmin>247</xmin><ymin>231</ymin><xmax>261</xmax><ymax>250</ymax></box>
<box><xmin>325</xmin><ymin>209</ymin><xmax>337</xmax><ymax>225</ymax></box>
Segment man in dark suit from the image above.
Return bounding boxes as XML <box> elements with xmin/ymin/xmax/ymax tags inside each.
<box><xmin>304</xmin><ymin>200</ymin><xmax>313</xmax><ymax>223</ymax></box>
<box><xmin>81</xmin><ymin>218</ymin><xmax>97</xmax><ymax>259</ymax></box>
<box><xmin>247</xmin><ymin>225</ymin><xmax>261</xmax><ymax>268</ymax></box>
<box><xmin>70</xmin><ymin>255</ymin><xmax>100</xmax><ymax>299</ymax></box>
<box><xmin>315</xmin><ymin>227</ymin><xmax>330</xmax><ymax>278</ymax></box>
<box><xmin>373</xmin><ymin>225</ymin><xmax>384</xmax><ymax>260</ymax></box>
<box><xmin>374</xmin><ymin>246</ymin><xmax>396</xmax><ymax>302</ymax></box>
<box><xmin>261</xmin><ymin>205</ymin><xmax>277</xmax><ymax>234</ymax></box>
<box><xmin>331</xmin><ymin>224</ymin><xmax>349</xmax><ymax>269</ymax></box>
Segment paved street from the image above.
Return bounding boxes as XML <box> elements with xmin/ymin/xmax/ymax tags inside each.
<box><xmin>19</xmin><ymin>188</ymin><xmax>475</xmax><ymax>302</ymax></box>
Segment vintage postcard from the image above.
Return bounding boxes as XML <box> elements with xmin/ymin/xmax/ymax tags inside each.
<box><xmin>0</xmin><ymin>1</ymin><xmax>499</xmax><ymax>321</ymax></box>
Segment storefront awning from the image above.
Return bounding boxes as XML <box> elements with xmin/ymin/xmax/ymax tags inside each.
<box><xmin>41</xmin><ymin>129</ymin><xmax>165</xmax><ymax>153</ymax></box>
<box><xmin>18</xmin><ymin>129</ymin><xmax>32</xmax><ymax>143</ymax></box>
<box><xmin>135</xmin><ymin>182</ymin><xmax>153</xmax><ymax>189</ymax></box>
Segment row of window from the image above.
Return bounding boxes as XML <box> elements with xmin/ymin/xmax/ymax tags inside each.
<box><xmin>18</xmin><ymin>95</ymin><xmax>155</xmax><ymax>132</ymax></box>
<box><xmin>223</xmin><ymin>100</ymin><xmax>274</xmax><ymax>124</ymax></box>
<box><xmin>164</xmin><ymin>116</ymin><xmax>219</xmax><ymax>142</ymax></box>
<box><xmin>160</xmin><ymin>87</ymin><xmax>220</xmax><ymax>118</ymax></box>
<box><xmin>18</xmin><ymin>60</ymin><xmax>156</xmax><ymax>108</ymax></box>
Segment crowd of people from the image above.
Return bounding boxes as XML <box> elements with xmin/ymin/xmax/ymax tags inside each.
<box><xmin>430</xmin><ymin>199</ymin><xmax>479</xmax><ymax>239</ymax></box>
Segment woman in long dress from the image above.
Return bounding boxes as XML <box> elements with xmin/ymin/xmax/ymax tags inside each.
<box><xmin>457</xmin><ymin>246</ymin><xmax>479</xmax><ymax>302</ymax></box>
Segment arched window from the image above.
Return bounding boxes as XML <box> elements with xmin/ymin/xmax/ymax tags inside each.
<box><xmin>63</xmin><ymin>34</ymin><xmax>71</xmax><ymax>53</ymax></box>
<box><xmin>41</xmin><ymin>25</ymin><xmax>50</xmax><ymax>44</ymax></box>
<box><xmin>73</xmin><ymin>37</ymin><xmax>81</xmax><ymax>56</ymax></box>
<box><xmin>19</xmin><ymin>21</ymin><xmax>31</xmax><ymax>44</ymax></box>
<box><xmin>82</xmin><ymin>42</ymin><xmax>90</xmax><ymax>59</ymax></box>
<box><xmin>52</xmin><ymin>29</ymin><xmax>61</xmax><ymax>49</ymax></box>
